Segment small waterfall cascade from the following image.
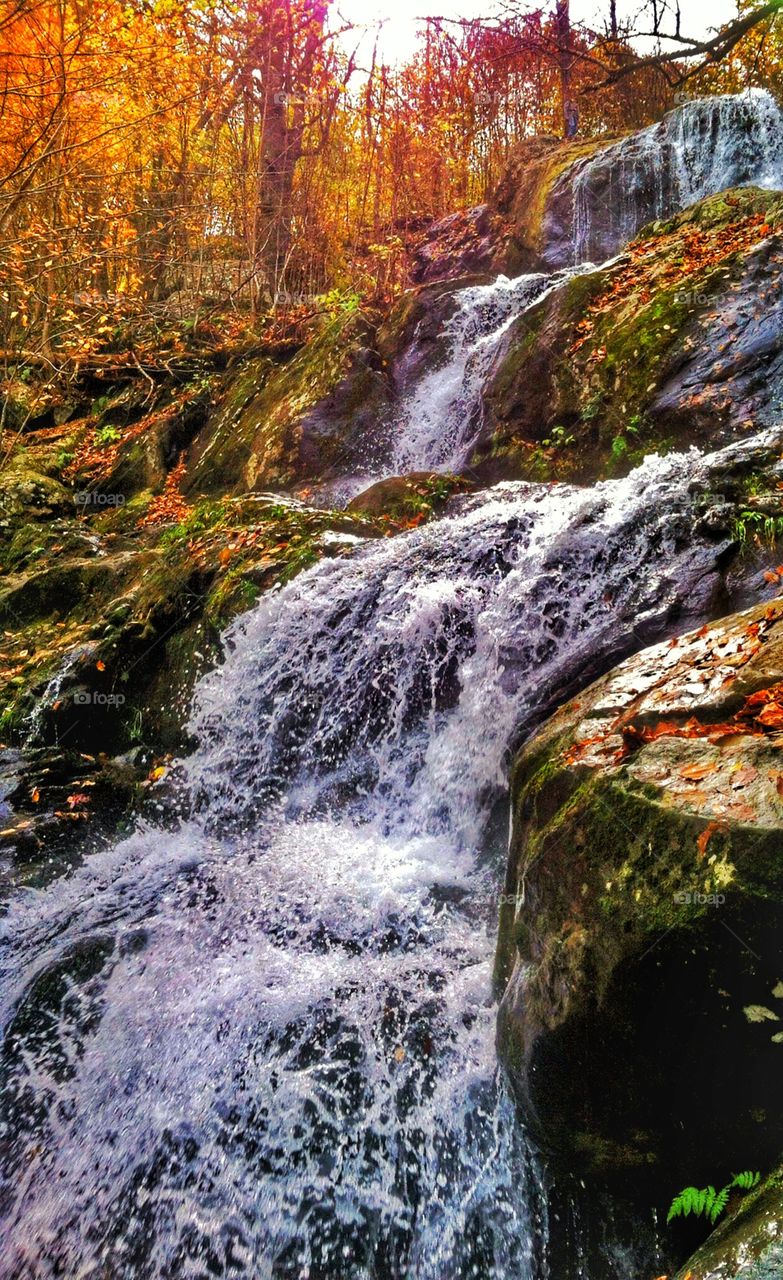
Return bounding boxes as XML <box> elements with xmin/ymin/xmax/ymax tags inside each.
<box><xmin>0</xmin><ymin>446</ymin><xmax>743</xmax><ymax>1278</ymax></box>
<box><xmin>545</xmin><ymin>89</ymin><xmax>783</xmax><ymax>267</ymax></box>
<box><xmin>389</xmin><ymin>271</ymin><xmax>578</xmax><ymax>474</ymax></box>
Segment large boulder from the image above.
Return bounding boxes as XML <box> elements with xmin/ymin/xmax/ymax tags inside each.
<box><xmin>479</xmin><ymin>187</ymin><xmax>783</xmax><ymax>483</ymax></box>
<box><xmin>409</xmin><ymin>204</ymin><xmax>514</xmax><ymax>285</ymax></box>
<box><xmin>186</xmin><ymin>312</ymin><xmax>390</xmax><ymax>494</ymax></box>
<box><xmin>496</xmin><ymin>597</ymin><xmax>783</xmax><ymax>1204</ymax></box>
<box><xmin>539</xmin><ymin>92</ymin><xmax>783</xmax><ymax>268</ymax></box>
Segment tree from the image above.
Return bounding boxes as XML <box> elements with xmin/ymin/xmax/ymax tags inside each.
<box><xmin>555</xmin><ymin>0</ymin><xmax>579</xmax><ymax>136</ymax></box>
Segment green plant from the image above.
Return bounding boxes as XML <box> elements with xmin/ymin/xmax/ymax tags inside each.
<box><xmin>96</xmin><ymin>424</ymin><xmax>121</xmax><ymax>446</ymax></box>
<box><xmin>542</xmin><ymin>425</ymin><xmax>576</xmax><ymax>448</ymax></box>
<box><xmin>667</xmin><ymin>1171</ymin><xmax>760</xmax><ymax>1226</ymax></box>
<box><xmin>732</xmin><ymin>510</ymin><xmax>783</xmax><ymax>547</ymax></box>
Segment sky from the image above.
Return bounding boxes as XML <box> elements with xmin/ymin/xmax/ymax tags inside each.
<box><xmin>335</xmin><ymin>0</ymin><xmax>741</xmax><ymax>66</ymax></box>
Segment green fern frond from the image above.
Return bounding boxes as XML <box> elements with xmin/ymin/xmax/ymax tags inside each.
<box><xmin>708</xmin><ymin>1186</ymin><xmax>730</xmax><ymax>1224</ymax></box>
<box><xmin>668</xmin><ymin>1172</ymin><xmax>761</xmax><ymax>1227</ymax></box>
<box><xmin>667</xmin><ymin>1186</ymin><xmax>701</xmax><ymax>1222</ymax></box>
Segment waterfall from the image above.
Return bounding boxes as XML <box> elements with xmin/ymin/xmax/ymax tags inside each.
<box><xmin>0</xmin><ymin>445</ymin><xmax>742</xmax><ymax>1278</ymax></box>
<box><xmin>545</xmin><ymin>89</ymin><xmax>783</xmax><ymax>267</ymax></box>
<box><xmin>389</xmin><ymin>271</ymin><xmax>580</xmax><ymax>474</ymax></box>
<box><xmin>0</xmin><ymin>91</ymin><xmax>777</xmax><ymax>1279</ymax></box>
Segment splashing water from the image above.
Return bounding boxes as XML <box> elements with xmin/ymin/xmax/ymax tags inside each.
<box><xmin>0</xmin><ymin>444</ymin><xmax>738</xmax><ymax>1279</ymax></box>
<box><xmin>547</xmin><ymin>90</ymin><xmax>783</xmax><ymax>267</ymax></box>
<box><xmin>388</xmin><ymin>269</ymin><xmax>588</xmax><ymax>475</ymax></box>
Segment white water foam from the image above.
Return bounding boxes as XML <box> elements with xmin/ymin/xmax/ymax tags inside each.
<box><xmin>0</xmin><ymin>445</ymin><xmax>736</xmax><ymax>1279</ymax></box>
<box><xmin>388</xmin><ymin>269</ymin><xmax>589</xmax><ymax>475</ymax></box>
<box><xmin>559</xmin><ymin>90</ymin><xmax>783</xmax><ymax>265</ymax></box>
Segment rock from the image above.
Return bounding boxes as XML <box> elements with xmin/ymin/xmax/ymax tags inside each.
<box><xmin>539</xmin><ymin>92</ymin><xmax>783</xmax><ymax>268</ymax></box>
<box><xmin>186</xmin><ymin>313</ymin><xmax>390</xmax><ymax>494</ymax></box>
<box><xmin>675</xmin><ymin>1164</ymin><xmax>783</xmax><ymax>1279</ymax></box>
<box><xmin>409</xmin><ymin>204</ymin><xmax>513</xmax><ymax>285</ymax></box>
<box><xmin>480</xmin><ymin>187</ymin><xmax>783</xmax><ymax>483</ymax></box>
<box><xmin>376</xmin><ymin>278</ymin><xmax>480</xmax><ymax>398</ymax></box>
<box><xmin>492</xmin><ymin>134</ymin><xmax>616</xmax><ymax>272</ymax></box>
<box><xmin>496</xmin><ymin>597</ymin><xmax>783</xmax><ymax>1202</ymax></box>
<box><xmin>346</xmin><ymin>472</ymin><xmax>471</xmax><ymax>521</ymax></box>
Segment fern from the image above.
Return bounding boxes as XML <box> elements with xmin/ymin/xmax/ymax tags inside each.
<box><xmin>667</xmin><ymin>1172</ymin><xmax>760</xmax><ymax>1226</ymax></box>
<box><xmin>731</xmin><ymin>1170</ymin><xmax>760</xmax><ymax>1192</ymax></box>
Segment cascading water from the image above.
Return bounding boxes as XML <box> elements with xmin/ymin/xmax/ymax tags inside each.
<box><xmin>389</xmin><ymin>270</ymin><xmax>584</xmax><ymax>474</ymax></box>
<box><xmin>544</xmin><ymin>89</ymin><xmax>783</xmax><ymax>267</ymax></box>
<box><xmin>0</xmin><ymin>444</ymin><xmax>744</xmax><ymax>1279</ymax></box>
<box><xmin>1</xmin><ymin>92</ymin><xmax>778</xmax><ymax>1279</ymax></box>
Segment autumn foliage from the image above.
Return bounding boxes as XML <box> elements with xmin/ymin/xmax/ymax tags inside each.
<box><xmin>0</xmin><ymin>0</ymin><xmax>780</xmax><ymax>368</ymax></box>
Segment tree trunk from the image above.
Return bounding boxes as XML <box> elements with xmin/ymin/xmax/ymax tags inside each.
<box><xmin>556</xmin><ymin>0</ymin><xmax>578</xmax><ymax>138</ymax></box>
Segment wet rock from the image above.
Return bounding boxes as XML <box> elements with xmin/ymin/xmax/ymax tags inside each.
<box><xmin>675</xmin><ymin>1163</ymin><xmax>783</xmax><ymax>1279</ymax></box>
<box><xmin>492</xmin><ymin>134</ymin><xmax>615</xmax><ymax>271</ymax></box>
<box><xmin>409</xmin><ymin>204</ymin><xmax>513</xmax><ymax>285</ymax></box>
<box><xmin>186</xmin><ymin>314</ymin><xmax>390</xmax><ymax>494</ymax></box>
<box><xmin>540</xmin><ymin>93</ymin><xmax>783</xmax><ymax>268</ymax></box>
<box><xmin>347</xmin><ymin>472</ymin><xmax>471</xmax><ymax>522</ymax></box>
<box><xmin>496</xmin><ymin>597</ymin><xmax>783</xmax><ymax>1201</ymax></box>
<box><xmin>481</xmin><ymin>188</ymin><xmax>783</xmax><ymax>482</ymax></box>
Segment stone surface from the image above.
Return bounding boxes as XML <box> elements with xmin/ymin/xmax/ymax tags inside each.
<box><xmin>496</xmin><ymin>597</ymin><xmax>783</xmax><ymax>1200</ymax></box>
<box><xmin>675</xmin><ymin>1165</ymin><xmax>783</xmax><ymax>1279</ymax></box>
<box><xmin>480</xmin><ymin>188</ymin><xmax>783</xmax><ymax>483</ymax></box>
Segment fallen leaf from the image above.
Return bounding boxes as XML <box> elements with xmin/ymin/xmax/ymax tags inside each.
<box><xmin>744</xmin><ymin>1004</ymin><xmax>780</xmax><ymax>1023</ymax></box>
<box><xmin>679</xmin><ymin>762</ymin><xmax>717</xmax><ymax>781</ymax></box>
<box><xmin>697</xmin><ymin>821</ymin><xmax>725</xmax><ymax>858</ymax></box>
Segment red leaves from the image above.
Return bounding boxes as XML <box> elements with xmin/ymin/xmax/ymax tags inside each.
<box><xmin>564</xmin><ymin>611</ymin><xmax>783</xmax><ymax>768</ymax></box>
<box><xmin>697</xmin><ymin>821</ymin><xmax>727</xmax><ymax>859</ymax></box>
<box><xmin>570</xmin><ymin>211</ymin><xmax>776</xmax><ymax>355</ymax></box>
<box><xmin>138</xmin><ymin>457</ymin><xmax>191</xmax><ymax>529</ymax></box>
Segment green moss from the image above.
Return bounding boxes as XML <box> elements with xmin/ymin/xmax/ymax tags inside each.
<box><xmin>189</xmin><ymin>310</ymin><xmax>362</xmax><ymax>494</ymax></box>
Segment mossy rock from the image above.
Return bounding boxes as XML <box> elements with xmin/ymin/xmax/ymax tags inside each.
<box><xmin>496</xmin><ymin>598</ymin><xmax>783</xmax><ymax>1200</ymax></box>
<box><xmin>186</xmin><ymin>311</ymin><xmax>386</xmax><ymax>494</ymax></box>
<box><xmin>675</xmin><ymin>1163</ymin><xmax>783</xmax><ymax>1279</ymax></box>
<box><xmin>480</xmin><ymin>187</ymin><xmax>783</xmax><ymax>483</ymax></box>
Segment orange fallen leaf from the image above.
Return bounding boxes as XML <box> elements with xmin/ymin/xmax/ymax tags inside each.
<box><xmin>679</xmin><ymin>762</ymin><xmax>717</xmax><ymax>781</ymax></box>
<box><xmin>697</xmin><ymin>821</ymin><xmax>725</xmax><ymax>858</ymax></box>
<box><xmin>96</xmin><ymin>659</ymin><xmax>105</xmax><ymax>671</ymax></box>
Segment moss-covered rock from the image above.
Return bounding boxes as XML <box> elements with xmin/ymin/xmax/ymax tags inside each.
<box><xmin>186</xmin><ymin>309</ymin><xmax>389</xmax><ymax>494</ymax></box>
<box><xmin>480</xmin><ymin>187</ymin><xmax>783</xmax><ymax>483</ymax></box>
<box><xmin>496</xmin><ymin>597</ymin><xmax>783</xmax><ymax>1202</ymax></box>
<box><xmin>675</xmin><ymin>1163</ymin><xmax>783</xmax><ymax>1279</ymax></box>
<box><xmin>346</xmin><ymin>471</ymin><xmax>472</xmax><ymax>525</ymax></box>
<box><xmin>492</xmin><ymin>134</ymin><xmax>621</xmax><ymax>272</ymax></box>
